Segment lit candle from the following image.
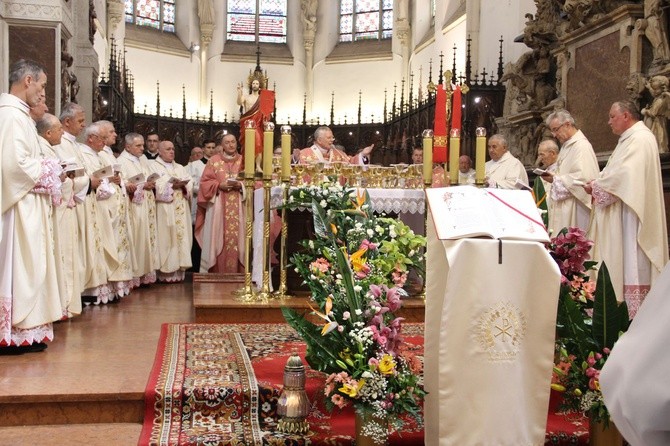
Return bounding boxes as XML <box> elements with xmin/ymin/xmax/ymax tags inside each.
<box><xmin>475</xmin><ymin>127</ymin><xmax>487</xmax><ymax>185</ymax></box>
<box><xmin>280</xmin><ymin>125</ymin><xmax>291</xmax><ymax>181</ymax></box>
<box><xmin>244</xmin><ymin>120</ymin><xmax>256</xmax><ymax>179</ymax></box>
<box><xmin>422</xmin><ymin>129</ymin><xmax>433</xmax><ymax>184</ymax></box>
<box><xmin>263</xmin><ymin>122</ymin><xmax>275</xmax><ymax>179</ymax></box>
<box><xmin>449</xmin><ymin>128</ymin><xmax>460</xmax><ymax>185</ymax></box>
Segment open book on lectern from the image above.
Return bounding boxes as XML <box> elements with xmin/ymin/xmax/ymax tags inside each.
<box><xmin>426</xmin><ymin>185</ymin><xmax>549</xmax><ymax>243</ymax></box>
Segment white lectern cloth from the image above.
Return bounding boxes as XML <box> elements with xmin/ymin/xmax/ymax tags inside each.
<box><xmin>424</xmin><ymin>225</ymin><xmax>560</xmax><ymax>445</ymax></box>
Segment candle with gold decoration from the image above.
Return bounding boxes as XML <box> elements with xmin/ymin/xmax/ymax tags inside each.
<box><xmin>244</xmin><ymin>120</ymin><xmax>256</xmax><ymax>178</ymax></box>
<box><xmin>475</xmin><ymin>127</ymin><xmax>487</xmax><ymax>185</ymax></box>
<box><xmin>422</xmin><ymin>129</ymin><xmax>433</xmax><ymax>184</ymax></box>
<box><xmin>263</xmin><ymin>122</ymin><xmax>275</xmax><ymax>179</ymax></box>
<box><xmin>280</xmin><ymin>125</ymin><xmax>292</xmax><ymax>180</ymax></box>
<box><xmin>449</xmin><ymin>128</ymin><xmax>460</xmax><ymax>184</ymax></box>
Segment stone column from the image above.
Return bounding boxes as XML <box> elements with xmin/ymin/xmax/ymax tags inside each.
<box><xmin>198</xmin><ymin>0</ymin><xmax>215</xmax><ymax>106</ymax></box>
<box><xmin>301</xmin><ymin>0</ymin><xmax>317</xmax><ymax>114</ymax></box>
<box><xmin>395</xmin><ymin>0</ymin><xmax>411</xmax><ymax>83</ymax></box>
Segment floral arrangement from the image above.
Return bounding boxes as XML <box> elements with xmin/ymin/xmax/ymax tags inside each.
<box><xmin>281</xmin><ymin>180</ymin><xmax>427</xmax><ymax>441</ymax></box>
<box><xmin>548</xmin><ymin>227</ymin><xmax>630</xmax><ymax>424</ymax></box>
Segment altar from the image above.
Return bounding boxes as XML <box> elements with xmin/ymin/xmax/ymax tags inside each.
<box><xmin>251</xmin><ymin>186</ymin><xmax>425</xmax><ymax>291</ymax></box>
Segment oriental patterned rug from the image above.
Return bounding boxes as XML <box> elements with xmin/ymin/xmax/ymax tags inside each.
<box><xmin>139</xmin><ymin>323</ymin><xmax>587</xmax><ymax>446</ymax></box>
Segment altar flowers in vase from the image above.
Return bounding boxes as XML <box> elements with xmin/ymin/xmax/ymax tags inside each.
<box><xmin>549</xmin><ymin>227</ymin><xmax>630</xmax><ymax>426</ymax></box>
<box><xmin>281</xmin><ymin>180</ymin><xmax>426</xmax><ymax>443</ymax></box>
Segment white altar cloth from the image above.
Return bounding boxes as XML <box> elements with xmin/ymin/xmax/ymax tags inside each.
<box><xmin>424</xmin><ymin>221</ymin><xmax>560</xmax><ymax>445</ymax></box>
<box><xmin>251</xmin><ymin>187</ymin><xmax>425</xmax><ymax>288</ymax></box>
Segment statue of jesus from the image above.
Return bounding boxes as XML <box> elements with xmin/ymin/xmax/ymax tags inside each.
<box><xmin>237</xmin><ymin>78</ymin><xmax>260</xmax><ymax>114</ymax></box>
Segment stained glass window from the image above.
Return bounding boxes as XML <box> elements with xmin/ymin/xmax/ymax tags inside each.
<box><xmin>340</xmin><ymin>0</ymin><xmax>393</xmax><ymax>42</ymax></box>
<box><xmin>227</xmin><ymin>0</ymin><xmax>287</xmax><ymax>43</ymax></box>
<box><xmin>125</xmin><ymin>0</ymin><xmax>175</xmax><ymax>32</ymax></box>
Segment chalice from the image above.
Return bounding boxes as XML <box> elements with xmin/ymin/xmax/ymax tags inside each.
<box><xmin>293</xmin><ymin>164</ymin><xmax>305</xmax><ymax>186</ymax></box>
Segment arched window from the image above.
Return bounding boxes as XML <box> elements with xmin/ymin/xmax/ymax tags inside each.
<box><xmin>227</xmin><ymin>0</ymin><xmax>287</xmax><ymax>43</ymax></box>
<box><xmin>340</xmin><ymin>0</ymin><xmax>393</xmax><ymax>42</ymax></box>
<box><xmin>125</xmin><ymin>0</ymin><xmax>176</xmax><ymax>33</ymax></box>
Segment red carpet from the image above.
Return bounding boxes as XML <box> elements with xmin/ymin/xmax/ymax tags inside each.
<box><xmin>139</xmin><ymin>323</ymin><xmax>588</xmax><ymax>445</ymax></box>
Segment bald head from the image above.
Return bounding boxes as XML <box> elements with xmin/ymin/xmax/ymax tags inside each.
<box><xmin>36</xmin><ymin>113</ymin><xmax>64</xmax><ymax>146</ymax></box>
<box><xmin>537</xmin><ymin>139</ymin><xmax>559</xmax><ymax>168</ymax></box>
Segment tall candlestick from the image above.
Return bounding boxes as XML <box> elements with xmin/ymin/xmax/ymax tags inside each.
<box><xmin>475</xmin><ymin>127</ymin><xmax>487</xmax><ymax>185</ymax></box>
<box><xmin>281</xmin><ymin>125</ymin><xmax>291</xmax><ymax>180</ymax></box>
<box><xmin>449</xmin><ymin>128</ymin><xmax>460</xmax><ymax>185</ymax></box>
<box><xmin>422</xmin><ymin>129</ymin><xmax>433</xmax><ymax>184</ymax></box>
<box><xmin>263</xmin><ymin>122</ymin><xmax>275</xmax><ymax>179</ymax></box>
<box><xmin>244</xmin><ymin>120</ymin><xmax>256</xmax><ymax>179</ymax></box>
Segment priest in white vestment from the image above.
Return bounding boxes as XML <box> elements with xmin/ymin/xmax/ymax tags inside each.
<box><xmin>36</xmin><ymin>113</ymin><xmax>82</xmax><ymax>319</ymax></box>
<box><xmin>586</xmin><ymin>101</ymin><xmax>668</xmax><ymax>318</ymax></box>
<box><xmin>458</xmin><ymin>155</ymin><xmax>476</xmax><ymax>185</ymax></box>
<box><xmin>542</xmin><ymin>110</ymin><xmax>600</xmax><ymax>234</ymax></box>
<box><xmin>484</xmin><ymin>134</ymin><xmax>528</xmax><ymax>189</ymax></box>
<box><xmin>96</xmin><ymin>120</ymin><xmax>134</xmax><ymax>297</ymax></box>
<box><xmin>149</xmin><ymin>140</ymin><xmax>193</xmax><ymax>282</ymax></box>
<box><xmin>56</xmin><ymin>102</ymin><xmax>90</xmax><ymax>292</ymax></box>
<box><xmin>78</xmin><ymin>123</ymin><xmax>118</xmax><ymax>304</ymax></box>
<box><xmin>0</xmin><ymin>60</ymin><xmax>62</xmax><ymax>351</ymax></box>
<box><xmin>118</xmin><ymin>133</ymin><xmax>158</xmax><ymax>286</ymax></box>
<box><xmin>600</xmin><ymin>262</ymin><xmax>670</xmax><ymax>446</ymax></box>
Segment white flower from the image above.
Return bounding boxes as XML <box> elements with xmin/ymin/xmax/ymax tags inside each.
<box><xmin>355</xmin><ymin>309</ymin><xmax>363</xmax><ymax>316</ymax></box>
<box><xmin>408</xmin><ymin>249</ymin><xmax>415</xmax><ymax>257</ymax></box>
<box><xmin>367</xmin><ymin>229</ymin><xmax>374</xmax><ymax>237</ymax></box>
<box><xmin>375</xmin><ymin>225</ymin><xmax>383</xmax><ymax>233</ymax></box>
<box><xmin>342</xmin><ymin>311</ymin><xmax>350</xmax><ymax>320</ymax></box>
<box><xmin>362</xmin><ymin>371</ymin><xmax>373</xmax><ymax>379</ymax></box>
<box><xmin>308</xmin><ymin>240</ymin><xmax>314</xmax><ymax>249</ymax></box>
<box><xmin>354</xmin><ymin>285</ymin><xmax>362</xmax><ymax>292</ymax></box>
<box><xmin>320</xmin><ymin>199</ymin><xmax>327</xmax><ymax>208</ymax></box>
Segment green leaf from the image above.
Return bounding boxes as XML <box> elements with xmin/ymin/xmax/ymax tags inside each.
<box><xmin>592</xmin><ymin>262</ymin><xmax>628</xmax><ymax>350</ymax></box>
<box><xmin>281</xmin><ymin>307</ymin><xmax>341</xmax><ymax>373</ymax></box>
<box><xmin>311</xmin><ymin>199</ymin><xmax>330</xmax><ymax>238</ymax></box>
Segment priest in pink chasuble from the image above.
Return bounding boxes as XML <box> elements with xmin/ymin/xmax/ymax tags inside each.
<box><xmin>586</xmin><ymin>101</ymin><xmax>668</xmax><ymax>318</ymax></box>
<box><xmin>0</xmin><ymin>60</ymin><xmax>62</xmax><ymax>349</ymax></box>
<box><xmin>117</xmin><ymin>133</ymin><xmax>158</xmax><ymax>286</ymax></box>
<box><xmin>149</xmin><ymin>140</ymin><xmax>193</xmax><ymax>283</ymax></box>
<box><xmin>195</xmin><ymin>133</ymin><xmax>245</xmax><ymax>273</ymax></box>
<box><xmin>298</xmin><ymin>126</ymin><xmax>374</xmax><ymax>165</ymax></box>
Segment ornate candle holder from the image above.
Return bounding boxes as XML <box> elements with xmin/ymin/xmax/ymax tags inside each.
<box><xmin>276</xmin><ymin>355</ymin><xmax>310</xmax><ymax>434</ymax></box>
<box><xmin>273</xmin><ymin>125</ymin><xmax>293</xmax><ymax>300</ymax></box>
<box><xmin>258</xmin><ymin>122</ymin><xmax>275</xmax><ymax>301</ymax></box>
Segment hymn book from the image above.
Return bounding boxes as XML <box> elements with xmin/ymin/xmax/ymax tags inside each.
<box><xmin>127</xmin><ymin>173</ymin><xmax>145</xmax><ymax>184</ymax></box>
<box><xmin>426</xmin><ymin>185</ymin><xmax>549</xmax><ymax>243</ymax></box>
<box><xmin>92</xmin><ymin>165</ymin><xmax>114</xmax><ymax>179</ymax></box>
<box><xmin>146</xmin><ymin>173</ymin><xmax>161</xmax><ymax>183</ymax></box>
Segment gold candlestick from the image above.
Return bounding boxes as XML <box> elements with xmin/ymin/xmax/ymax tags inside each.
<box><xmin>237</xmin><ymin>175</ymin><xmax>256</xmax><ymax>301</ymax></box>
<box><xmin>257</xmin><ymin>122</ymin><xmax>275</xmax><ymax>301</ymax></box>
<box><xmin>274</xmin><ymin>126</ymin><xmax>292</xmax><ymax>299</ymax></box>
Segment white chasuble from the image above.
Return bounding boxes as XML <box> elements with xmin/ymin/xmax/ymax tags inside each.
<box><xmin>117</xmin><ymin>151</ymin><xmax>157</xmax><ymax>283</ymax></box>
<box><xmin>41</xmin><ymin>137</ymin><xmax>81</xmax><ymax>318</ymax></box>
<box><xmin>0</xmin><ymin>93</ymin><xmax>61</xmax><ymax>344</ymax></box>
<box><xmin>600</xmin><ymin>262</ymin><xmax>670</xmax><ymax>446</ymax></box>
<box><xmin>485</xmin><ymin>151</ymin><xmax>529</xmax><ymax>190</ymax></box>
<box><xmin>424</xmin><ymin>227</ymin><xmax>560</xmax><ymax>445</ymax></box>
<box><xmin>149</xmin><ymin>159</ymin><xmax>193</xmax><ymax>280</ymax></box>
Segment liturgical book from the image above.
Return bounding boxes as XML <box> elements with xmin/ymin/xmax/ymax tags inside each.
<box><xmin>426</xmin><ymin>185</ymin><xmax>549</xmax><ymax>243</ymax></box>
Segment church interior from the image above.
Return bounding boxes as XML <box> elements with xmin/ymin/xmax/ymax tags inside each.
<box><xmin>2</xmin><ymin>0</ymin><xmax>670</xmax><ymax>444</ymax></box>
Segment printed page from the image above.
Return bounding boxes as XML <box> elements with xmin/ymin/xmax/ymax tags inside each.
<box><xmin>484</xmin><ymin>188</ymin><xmax>549</xmax><ymax>242</ymax></box>
<box><xmin>426</xmin><ymin>186</ymin><xmax>495</xmax><ymax>239</ymax></box>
